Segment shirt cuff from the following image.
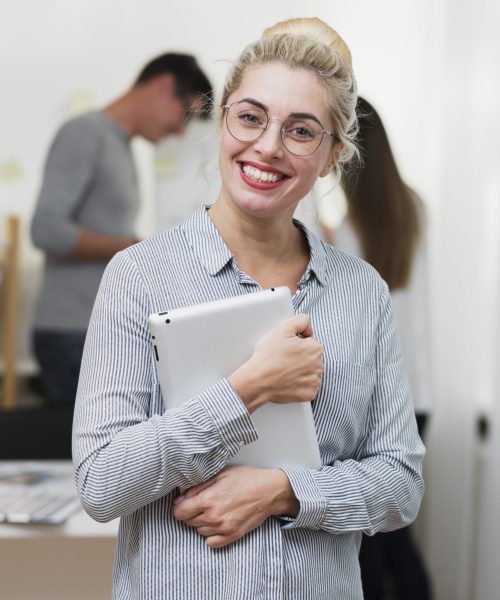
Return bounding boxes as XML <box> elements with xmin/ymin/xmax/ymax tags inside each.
<box><xmin>33</xmin><ymin>212</ymin><xmax>80</xmax><ymax>257</ymax></box>
<box><xmin>56</xmin><ymin>222</ymin><xmax>80</xmax><ymax>256</ymax></box>
<box><xmin>278</xmin><ymin>467</ymin><xmax>327</xmax><ymax>529</ymax></box>
<box><xmin>196</xmin><ymin>378</ymin><xmax>258</xmax><ymax>457</ymax></box>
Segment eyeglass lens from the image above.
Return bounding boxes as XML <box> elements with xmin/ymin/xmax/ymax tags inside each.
<box><xmin>225</xmin><ymin>101</ymin><xmax>326</xmax><ymax>156</ymax></box>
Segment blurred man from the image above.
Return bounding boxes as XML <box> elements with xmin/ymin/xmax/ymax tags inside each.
<box><xmin>31</xmin><ymin>53</ymin><xmax>212</xmax><ymax>406</ymax></box>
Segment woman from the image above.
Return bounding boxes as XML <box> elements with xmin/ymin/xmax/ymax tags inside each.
<box><xmin>336</xmin><ymin>96</ymin><xmax>432</xmax><ymax>599</ymax></box>
<box><xmin>73</xmin><ymin>18</ymin><xmax>424</xmax><ymax>600</ymax></box>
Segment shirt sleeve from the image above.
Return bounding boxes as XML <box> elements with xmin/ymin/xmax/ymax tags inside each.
<box><xmin>280</xmin><ymin>283</ymin><xmax>425</xmax><ymax>535</ymax></box>
<box><xmin>31</xmin><ymin>118</ymin><xmax>100</xmax><ymax>257</ymax></box>
<box><xmin>72</xmin><ymin>250</ymin><xmax>258</xmax><ymax>523</ymax></box>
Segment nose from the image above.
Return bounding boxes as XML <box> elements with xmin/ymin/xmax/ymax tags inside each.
<box><xmin>253</xmin><ymin>118</ymin><xmax>284</xmax><ymax>158</ymax></box>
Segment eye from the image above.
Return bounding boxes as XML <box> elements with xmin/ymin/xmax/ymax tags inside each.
<box><xmin>237</xmin><ymin>110</ymin><xmax>265</xmax><ymax>128</ymax></box>
<box><xmin>285</xmin><ymin>120</ymin><xmax>318</xmax><ymax>141</ymax></box>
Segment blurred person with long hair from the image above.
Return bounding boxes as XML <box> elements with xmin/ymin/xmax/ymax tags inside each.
<box><xmin>335</xmin><ymin>96</ymin><xmax>432</xmax><ymax>600</ymax></box>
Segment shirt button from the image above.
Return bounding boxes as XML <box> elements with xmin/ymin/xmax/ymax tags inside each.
<box><xmin>239</xmin><ymin>440</ymin><xmax>245</xmax><ymax>447</ymax></box>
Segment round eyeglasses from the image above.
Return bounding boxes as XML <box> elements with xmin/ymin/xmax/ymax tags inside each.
<box><xmin>222</xmin><ymin>100</ymin><xmax>335</xmax><ymax>157</ymax></box>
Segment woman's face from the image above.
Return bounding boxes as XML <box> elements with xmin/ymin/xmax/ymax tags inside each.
<box><xmin>218</xmin><ymin>62</ymin><xmax>336</xmax><ymax>220</ymax></box>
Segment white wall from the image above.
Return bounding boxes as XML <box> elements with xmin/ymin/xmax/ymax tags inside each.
<box><xmin>0</xmin><ymin>0</ymin><xmax>439</xmax><ymax>369</ymax></box>
<box><xmin>1</xmin><ymin>2</ymin><xmax>499</xmax><ymax>598</ymax></box>
<box><xmin>421</xmin><ymin>1</ymin><xmax>500</xmax><ymax>598</ymax></box>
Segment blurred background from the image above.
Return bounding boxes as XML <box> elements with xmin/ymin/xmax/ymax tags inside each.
<box><xmin>0</xmin><ymin>1</ymin><xmax>499</xmax><ymax>598</ymax></box>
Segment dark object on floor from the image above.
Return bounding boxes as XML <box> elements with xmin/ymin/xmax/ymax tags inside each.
<box><xmin>359</xmin><ymin>414</ymin><xmax>432</xmax><ymax>600</ymax></box>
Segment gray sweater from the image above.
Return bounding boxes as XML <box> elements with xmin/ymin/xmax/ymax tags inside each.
<box><xmin>32</xmin><ymin>111</ymin><xmax>139</xmax><ymax>331</ymax></box>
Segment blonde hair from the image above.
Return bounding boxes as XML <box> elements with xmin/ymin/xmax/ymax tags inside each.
<box><xmin>221</xmin><ymin>17</ymin><xmax>358</xmax><ymax>178</ymax></box>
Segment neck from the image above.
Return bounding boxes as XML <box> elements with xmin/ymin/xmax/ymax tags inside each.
<box><xmin>104</xmin><ymin>89</ymin><xmax>140</xmax><ymax>137</ymax></box>
<box><xmin>210</xmin><ymin>198</ymin><xmax>296</xmax><ymax>255</ymax></box>
<box><xmin>208</xmin><ymin>195</ymin><xmax>309</xmax><ymax>291</ymax></box>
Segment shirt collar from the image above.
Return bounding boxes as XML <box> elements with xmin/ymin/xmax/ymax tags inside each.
<box><xmin>181</xmin><ymin>206</ymin><xmax>233</xmax><ymax>276</ymax></box>
<box><xmin>293</xmin><ymin>218</ymin><xmax>329</xmax><ymax>287</ymax></box>
<box><xmin>181</xmin><ymin>206</ymin><xmax>329</xmax><ymax>286</ymax></box>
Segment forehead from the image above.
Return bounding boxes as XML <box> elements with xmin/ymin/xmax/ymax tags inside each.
<box><xmin>230</xmin><ymin>62</ymin><xmax>329</xmax><ymax>122</ymax></box>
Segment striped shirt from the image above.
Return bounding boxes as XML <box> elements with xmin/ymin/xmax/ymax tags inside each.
<box><xmin>73</xmin><ymin>206</ymin><xmax>425</xmax><ymax>600</ymax></box>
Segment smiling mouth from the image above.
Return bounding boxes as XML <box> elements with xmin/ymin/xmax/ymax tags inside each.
<box><xmin>240</xmin><ymin>163</ymin><xmax>287</xmax><ymax>184</ymax></box>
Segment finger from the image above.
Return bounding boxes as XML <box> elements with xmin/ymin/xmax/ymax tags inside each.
<box><xmin>184</xmin><ymin>515</ymin><xmax>209</xmax><ymax>528</ymax></box>
<box><xmin>301</xmin><ymin>336</ymin><xmax>324</xmax><ymax>356</ymax></box>
<box><xmin>196</xmin><ymin>525</ymin><xmax>218</xmax><ymax>537</ymax></box>
<box><xmin>178</xmin><ymin>478</ymin><xmax>216</xmax><ymax>501</ymax></box>
<box><xmin>206</xmin><ymin>534</ymin><xmax>237</xmax><ymax>549</ymax></box>
<box><xmin>173</xmin><ymin>497</ymin><xmax>205</xmax><ymax>521</ymax></box>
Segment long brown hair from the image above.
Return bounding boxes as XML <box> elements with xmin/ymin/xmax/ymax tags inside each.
<box><xmin>342</xmin><ymin>97</ymin><xmax>421</xmax><ymax>290</ymax></box>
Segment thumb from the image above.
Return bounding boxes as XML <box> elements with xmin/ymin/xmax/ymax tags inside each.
<box><xmin>282</xmin><ymin>313</ymin><xmax>313</xmax><ymax>338</ymax></box>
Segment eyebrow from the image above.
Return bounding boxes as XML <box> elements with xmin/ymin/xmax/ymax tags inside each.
<box><xmin>238</xmin><ymin>98</ymin><xmax>325</xmax><ymax>128</ymax></box>
<box><xmin>290</xmin><ymin>112</ymin><xmax>324</xmax><ymax>128</ymax></box>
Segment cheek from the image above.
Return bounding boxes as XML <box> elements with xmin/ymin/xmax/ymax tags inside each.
<box><xmin>295</xmin><ymin>157</ymin><xmax>324</xmax><ymax>184</ymax></box>
<box><xmin>312</xmin><ymin>150</ymin><xmax>333</xmax><ymax>179</ymax></box>
<box><xmin>164</xmin><ymin>100</ymin><xmax>184</xmax><ymax>126</ymax></box>
<box><xmin>219</xmin><ymin>133</ymin><xmax>244</xmax><ymax>166</ymax></box>
<box><xmin>168</xmin><ymin>110</ymin><xmax>182</xmax><ymax>127</ymax></box>
<box><xmin>218</xmin><ymin>140</ymin><xmax>237</xmax><ymax>185</ymax></box>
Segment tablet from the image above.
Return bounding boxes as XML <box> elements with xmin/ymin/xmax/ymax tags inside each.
<box><xmin>148</xmin><ymin>286</ymin><xmax>321</xmax><ymax>469</ymax></box>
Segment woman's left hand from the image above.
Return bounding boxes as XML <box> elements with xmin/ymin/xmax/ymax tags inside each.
<box><xmin>172</xmin><ymin>465</ymin><xmax>299</xmax><ymax>548</ymax></box>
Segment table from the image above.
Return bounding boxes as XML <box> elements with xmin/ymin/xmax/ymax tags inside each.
<box><xmin>0</xmin><ymin>461</ymin><xmax>119</xmax><ymax>600</ymax></box>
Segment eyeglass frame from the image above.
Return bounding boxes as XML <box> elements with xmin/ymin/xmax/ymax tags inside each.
<box><xmin>222</xmin><ymin>100</ymin><xmax>336</xmax><ymax>157</ymax></box>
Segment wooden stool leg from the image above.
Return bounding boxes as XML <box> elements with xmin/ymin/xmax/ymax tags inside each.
<box><xmin>1</xmin><ymin>215</ymin><xmax>20</xmax><ymax>409</ymax></box>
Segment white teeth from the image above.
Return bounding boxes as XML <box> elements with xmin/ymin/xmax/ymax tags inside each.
<box><xmin>242</xmin><ymin>164</ymin><xmax>283</xmax><ymax>183</ymax></box>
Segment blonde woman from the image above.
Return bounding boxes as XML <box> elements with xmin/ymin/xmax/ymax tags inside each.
<box><xmin>73</xmin><ymin>18</ymin><xmax>424</xmax><ymax>600</ymax></box>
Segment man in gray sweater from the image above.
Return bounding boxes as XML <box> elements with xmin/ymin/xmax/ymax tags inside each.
<box><xmin>31</xmin><ymin>53</ymin><xmax>212</xmax><ymax>406</ymax></box>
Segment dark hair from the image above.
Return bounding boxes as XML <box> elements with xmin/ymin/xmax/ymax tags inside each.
<box><xmin>135</xmin><ymin>53</ymin><xmax>213</xmax><ymax>119</ymax></box>
<box><xmin>341</xmin><ymin>97</ymin><xmax>421</xmax><ymax>290</ymax></box>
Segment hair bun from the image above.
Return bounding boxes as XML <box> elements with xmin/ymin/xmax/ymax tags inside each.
<box><xmin>262</xmin><ymin>17</ymin><xmax>352</xmax><ymax>68</ymax></box>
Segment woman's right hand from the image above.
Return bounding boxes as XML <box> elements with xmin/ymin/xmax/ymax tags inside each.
<box><xmin>228</xmin><ymin>314</ymin><xmax>324</xmax><ymax>414</ymax></box>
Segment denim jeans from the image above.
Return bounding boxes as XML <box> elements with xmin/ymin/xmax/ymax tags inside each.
<box><xmin>33</xmin><ymin>329</ymin><xmax>87</xmax><ymax>406</ymax></box>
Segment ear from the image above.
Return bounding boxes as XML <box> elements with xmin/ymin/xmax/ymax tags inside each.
<box><xmin>319</xmin><ymin>143</ymin><xmax>343</xmax><ymax>177</ymax></box>
<box><xmin>150</xmin><ymin>73</ymin><xmax>176</xmax><ymax>94</ymax></box>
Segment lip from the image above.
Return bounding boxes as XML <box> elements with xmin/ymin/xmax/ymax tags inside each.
<box><xmin>240</xmin><ymin>161</ymin><xmax>288</xmax><ymax>176</ymax></box>
<box><xmin>237</xmin><ymin>161</ymin><xmax>290</xmax><ymax>190</ymax></box>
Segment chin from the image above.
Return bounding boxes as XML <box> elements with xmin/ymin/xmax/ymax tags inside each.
<box><xmin>236</xmin><ymin>196</ymin><xmax>286</xmax><ymax>219</ymax></box>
